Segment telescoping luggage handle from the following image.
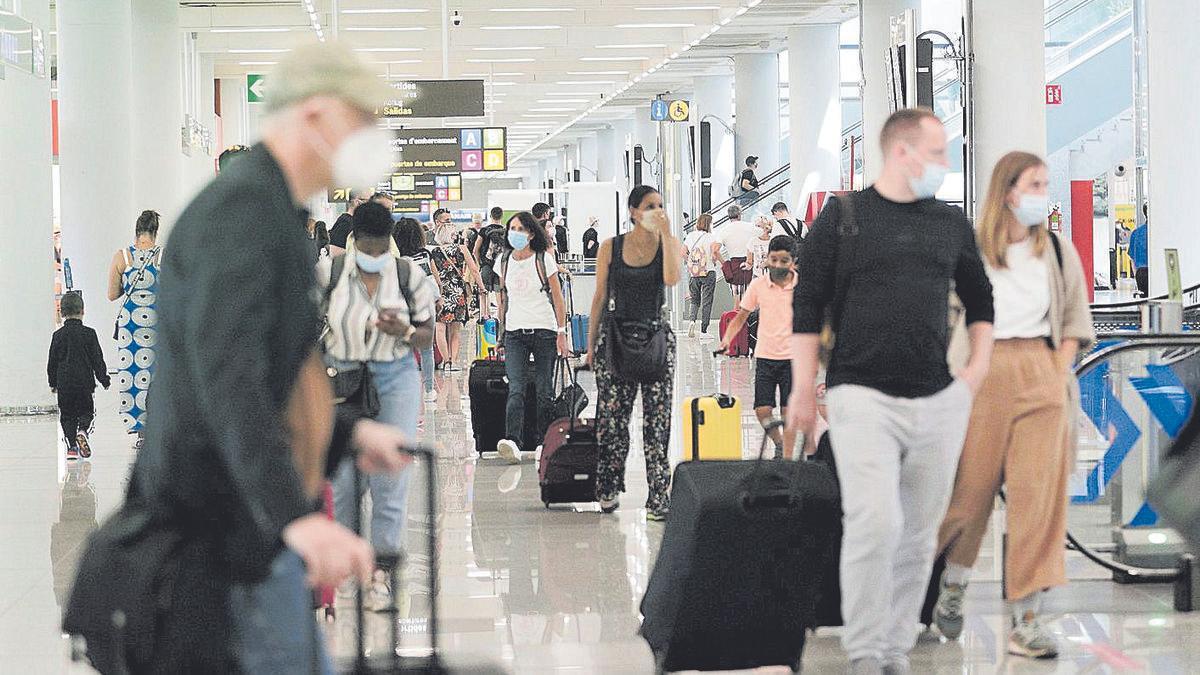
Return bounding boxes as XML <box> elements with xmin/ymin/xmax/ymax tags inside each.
<box><xmin>350</xmin><ymin>443</ymin><xmax>440</xmax><ymax>674</ymax></box>
<box><xmin>743</xmin><ymin>419</ymin><xmax>807</xmax><ymax>510</ymax></box>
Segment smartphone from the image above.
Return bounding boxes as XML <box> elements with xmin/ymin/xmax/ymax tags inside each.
<box><xmin>379</xmin><ymin>307</ymin><xmax>403</xmax><ymax>321</ymax></box>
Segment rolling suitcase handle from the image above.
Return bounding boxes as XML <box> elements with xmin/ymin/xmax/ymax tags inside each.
<box><xmin>349</xmin><ymin>443</ymin><xmax>440</xmax><ymax>674</ymax></box>
<box><xmin>743</xmin><ymin>420</ymin><xmax>807</xmax><ymax>510</ymax></box>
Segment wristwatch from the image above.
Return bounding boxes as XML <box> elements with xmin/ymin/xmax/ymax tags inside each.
<box><xmin>403</xmin><ymin>325</ymin><xmax>417</xmax><ymax>343</ymax></box>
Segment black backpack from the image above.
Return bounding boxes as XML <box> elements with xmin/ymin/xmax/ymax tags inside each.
<box><xmin>479</xmin><ymin>224</ymin><xmax>506</xmax><ymax>269</ymax></box>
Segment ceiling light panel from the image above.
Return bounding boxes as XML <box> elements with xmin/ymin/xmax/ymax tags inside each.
<box><xmin>212</xmin><ymin>28</ymin><xmax>291</xmax><ymax>34</ymax></box>
<box><xmin>355</xmin><ymin>47</ymin><xmax>422</xmax><ymax>52</ymax></box>
<box><xmin>478</xmin><ymin>25</ymin><xmax>562</xmax><ymax>31</ymax></box>
<box><xmin>489</xmin><ymin>7</ymin><xmax>576</xmax><ymax>12</ymax></box>
<box><xmin>467</xmin><ymin>58</ymin><xmax>536</xmax><ymax>63</ymax></box>
<box><xmin>596</xmin><ymin>43</ymin><xmax>667</xmax><ymax>49</ymax></box>
<box><xmin>614</xmin><ymin>23</ymin><xmax>696</xmax><ymax>28</ymax></box>
<box><xmin>344</xmin><ymin>27</ymin><xmax>427</xmax><ymax>32</ymax></box>
<box><xmin>472</xmin><ymin>46</ymin><xmax>546</xmax><ymax>51</ymax></box>
<box><xmin>634</xmin><ymin>4</ymin><xmax>720</xmax><ymax>9</ymax></box>
<box><xmin>341</xmin><ymin>8</ymin><xmax>429</xmax><ymax>13</ymax></box>
<box><xmin>566</xmin><ymin>70</ymin><xmax>628</xmax><ymax>75</ymax></box>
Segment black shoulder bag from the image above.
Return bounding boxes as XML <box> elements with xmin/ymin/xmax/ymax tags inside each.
<box><xmin>604</xmin><ymin>235</ymin><xmax>669</xmax><ymax>383</ymax></box>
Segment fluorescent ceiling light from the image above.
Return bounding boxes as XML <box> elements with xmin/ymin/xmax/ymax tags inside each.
<box><xmin>228</xmin><ymin>48</ymin><xmax>291</xmax><ymax>54</ymax></box>
<box><xmin>373</xmin><ymin>60</ymin><xmax>423</xmax><ymax>64</ymax></box>
<box><xmin>634</xmin><ymin>4</ymin><xmax>720</xmax><ymax>9</ymax></box>
<box><xmin>239</xmin><ymin>61</ymin><xmax>278</xmax><ymax>66</ymax></box>
<box><xmin>566</xmin><ymin>70</ymin><xmax>628</xmax><ymax>75</ymax></box>
<box><xmin>490</xmin><ymin>7</ymin><xmax>576</xmax><ymax>11</ymax></box>
<box><xmin>489</xmin><ymin>81</ymin><xmax>520</xmax><ymax>86</ymax></box>
<box><xmin>466</xmin><ymin>58</ymin><xmax>536</xmax><ymax>63</ymax></box>
<box><xmin>344</xmin><ymin>26</ymin><xmax>427</xmax><ymax>32</ymax></box>
<box><xmin>580</xmin><ymin>56</ymin><xmax>649</xmax><ymax>62</ymax></box>
<box><xmin>355</xmin><ymin>47</ymin><xmax>422</xmax><ymax>52</ymax></box>
<box><xmin>557</xmin><ymin>80</ymin><xmax>617</xmax><ymax>85</ymax></box>
<box><xmin>736</xmin><ymin>6</ymin><xmax>748</xmax><ymax>15</ymax></box>
<box><xmin>463</xmin><ymin>72</ymin><xmax>525</xmax><ymax>77</ymax></box>
<box><xmin>614</xmin><ymin>23</ymin><xmax>695</xmax><ymax>28</ymax></box>
<box><xmin>537</xmin><ymin>98</ymin><xmax>589</xmax><ymax>103</ymax></box>
<box><xmin>212</xmin><ymin>27</ymin><xmax>291</xmax><ymax>33</ymax></box>
<box><xmin>472</xmin><ymin>46</ymin><xmax>545</xmax><ymax>51</ymax></box>
<box><xmin>596</xmin><ymin>43</ymin><xmax>666</xmax><ymax>49</ymax></box>
<box><xmin>342</xmin><ymin>8</ymin><xmax>429</xmax><ymax>13</ymax></box>
<box><xmin>522</xmin><ymin>113</ymin><xmax>571</xmax><ymax>118</ymax></box>
<box><xmin>535</xmin><ymin>107</ymin><xmax>582</xmax><ymax>112</ymax></box>
<box><xmin>479</xmin><ymin>25</ymin><xmax>562</xmax><ymax>31</ymax></box>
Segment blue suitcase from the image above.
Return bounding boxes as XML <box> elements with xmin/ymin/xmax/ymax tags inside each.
<box><xmin>569</xmin><ymin>314</ymin><xmax>589</xmax><ymax>355</ymax></box>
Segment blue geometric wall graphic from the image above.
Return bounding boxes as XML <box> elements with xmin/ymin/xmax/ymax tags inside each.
<box><xmin>1131</xmin><ymin>364</ymin><xmax>1194</xmax><ymax>437</ymax></box>
<box><xmin>1073</xmin><ymin>361</ymin><xmax>1142</xmax><ymax>505</ymax></box>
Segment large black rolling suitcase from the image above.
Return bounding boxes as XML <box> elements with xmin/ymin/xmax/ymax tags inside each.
<box><xmin>469</xmin><ymin>355</ymin><xmax>544</xmax><ymax>457</ymax></box>
<box><xmin>639</xmin><ymin>424</ymin><xmax>842</xmax><ymax>674</ymax></box>
<box><xmin>341</xmin><ymin>445</ymin><xmax>507</xmax><ymax>674</ymax></box>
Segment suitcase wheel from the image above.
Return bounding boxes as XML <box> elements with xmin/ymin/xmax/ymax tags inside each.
<box><xmin>543</xmin><ymin>502</ymin><xmax>550</xmax><ymax>509</ymax></box>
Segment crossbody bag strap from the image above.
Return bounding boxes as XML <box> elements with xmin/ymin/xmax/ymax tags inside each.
<box><xmin>393</xmin><ymin>257</ymin><xmax>418</xmax><ymax>321</ymax></box>
<box><xmin>113</xmin><ymin>246</ymin><xmax>160</xmax><ymax>338</ymax></box>
<box><xmin>1048</xmin><ymin>230</ymin><xmax>1064</xmax><ymax>271</ymax></box>
<box><xmin>830</xmin><ymin>193</ymin><xmax>859</xmax><ymax>332</ymax></box>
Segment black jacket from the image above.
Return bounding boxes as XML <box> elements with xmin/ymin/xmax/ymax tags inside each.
<box><xmin>123</xmin><ymin>144</ymin><xmax>356</xmax><ymax>666</ymax></box>
<box><xmin>48</xmin><ymin>319</ymin><xmax>110</xmax><ymax>392</ymax></box>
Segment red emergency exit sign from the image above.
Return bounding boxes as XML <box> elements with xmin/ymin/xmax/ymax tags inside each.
<box><xmin>1045</xmin><ymin>84</ymin><xmax>1063</xmax><ymax>105</ymax></box>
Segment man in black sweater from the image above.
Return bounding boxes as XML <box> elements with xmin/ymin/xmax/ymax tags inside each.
<box><xmin>328</xmin><ymin>188</ymin><xmax>368</xmax><ymax>251</ymax></box>
<box><xmin>48</xmin><ymin>291</ymin><xmax>110</xmax><ymax>459</ymax></box>
<box><xmin>788</xmin><ymin>108</ymin><xmax>994</xmax><ymax>675</ymax></box>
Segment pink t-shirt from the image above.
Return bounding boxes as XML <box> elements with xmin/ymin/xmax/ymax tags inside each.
<box><xmin>739</xmin><ymin>272</ymin><xmax>796</xmax><ymax>361</ymax></box>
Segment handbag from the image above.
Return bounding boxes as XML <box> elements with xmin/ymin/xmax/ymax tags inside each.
<box><xmin>326</xmin><ymin>362</ymin><xmax>380</xmax><ymax>419</ymax></box>
<box><xmin>604</xmin><ymin>235</ymin><xmax>669</xmax><ymax>383</ymax></box>
<box><xmin>551</xmin><ymin>357</ymin><xmax>588</xmax><ymax>421</ymax></box>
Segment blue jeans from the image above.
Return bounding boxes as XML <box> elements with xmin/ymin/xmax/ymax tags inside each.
<box><xmin>503</xmin><ymin>329</ymin><xmax>558</xmax><ymax>451</ymax></box>
<box><xmin>419</xmin><ymin>344</ymin><xmax>435</xmax><ymax>393</ymax></box>
<box><xmin>327</xmin><ymin>354</ymin><xmax>420</xmax><ymax>556</ymax></box>
<box><xmin>229</xmin><ymin>550</ymin><xmax>333</xmax><ymax>674</ymax></box>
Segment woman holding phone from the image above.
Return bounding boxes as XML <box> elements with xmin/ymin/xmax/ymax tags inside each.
<box><xmin>586</xmin><ymin>186</ymin><xmax>681</xmax><ymax>521</ymax></box>
<box><xmin>318</xmin><ymin>201</ymin><xmax>437</xmax><ymax>610</ymax></box>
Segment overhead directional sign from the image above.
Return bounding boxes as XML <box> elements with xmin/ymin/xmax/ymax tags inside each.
<box><xmin>391</xmin><ymin>127</ymin><xmax>507</xmax><ymax>173</ymax></box>
<box><xmin>247</xmin><ymin>74</ymin><xmax>266</xmax><ymax>103</ymax></box>
<box><xmin>650</xmin><ymin>98</ymin><xmax>690</xmax><ymax>122</ymax></box>
<box><xmin>381</xmin><ymin>79</ymin><xmax>485</xmax><ymax>118</ymax></box>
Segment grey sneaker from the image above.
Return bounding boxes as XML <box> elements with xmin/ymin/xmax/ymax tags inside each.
<box><xmin>934</xmin><ymin>578</ymin><xmax>966</xmax><ymax>640</ymax></box>
<box><xmin>1008</xmin><ymin>617</ymin><xmax>1059</xmax><ymax>659</ymax></box>
<box><xmin>848</xmin><ymin>657</ymin><xmax>883</xmax><ymax>675</ymax></box>
<box><xmin>688</xmin><ymin>321</ymin><xmax>697</xmax><ymax>338</ymax></box>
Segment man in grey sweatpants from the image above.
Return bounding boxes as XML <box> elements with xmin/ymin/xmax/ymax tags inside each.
<box><xmin>787</xmin><ymin>109</ymin><xmax>995</xmax><ymax>675</ymax></box>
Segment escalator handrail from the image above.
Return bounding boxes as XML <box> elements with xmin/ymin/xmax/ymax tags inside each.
<box><xmin>1045</xmin><ymin>0</ymin><xmax>1125</xmax><ymax>33</ymax></box>
<box><xmin>1062</xmin><ymin>332</ymin><xmax>1200</xmax><ymax>581</ymax></box>
<box><xmin>1089</xmin><ymin>283</ymin><xmax>1200</xmax><ymax>311</ymax></box>
<box><xmin>686</xmin><ymin>162</ymin><xmax>792</xmax><ymax>231</ymax></box>
<box><xmin>686</xmin><ymin>177</ymin><xmax>793</xmax><ymax>235</ymax></box>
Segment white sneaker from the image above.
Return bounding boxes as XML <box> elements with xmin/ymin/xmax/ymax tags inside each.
<box><xmin>424</xmin><ymin>389</ymin><xmax>437</xmax><ymax>403</ymax></box>
<box><xmin>496</xmin><ymin>438</ymin><xmax>522</xmax><ymax>464</ymax></box>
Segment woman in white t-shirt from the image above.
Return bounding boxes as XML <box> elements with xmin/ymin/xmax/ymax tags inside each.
<box><xmin>745</xmin><ymin>215</ymin><xmax>774</xmax><ymax>278</ymax></box>
<box><xmin>495</xmin><ymin>211</ymin><xmax>571</xmax><ymax>464</ymax></box>
<box><xmin>932</xmin><ymin>151</ymin><xmax>1094</xmax><ymax>659</ymax></box>
<box><xmin>681</xmin><ymin>213</ymin><xmax>717</xmax><ymax>338</ymax></box>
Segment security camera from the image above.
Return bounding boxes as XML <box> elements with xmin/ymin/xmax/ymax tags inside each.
<box><xmin>1114</xmin><ymin>163</ymin><xmax>1128</xmax><ymax>177</ymax></box>
<box><xmin>451</xmin><ymin>10</ymin><xmax>463</xmax><ymax>27</ymax></box>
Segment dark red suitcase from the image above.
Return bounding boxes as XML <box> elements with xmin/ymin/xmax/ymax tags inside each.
<box><xmin>719</xmin><ymin>310</ymin><xmax>750</xmax><ymax>357</ymax></box>
<box><xmin>539</xmin><ymin>416</ymin><xmax>599</xmax><ymax>507</ymax></box>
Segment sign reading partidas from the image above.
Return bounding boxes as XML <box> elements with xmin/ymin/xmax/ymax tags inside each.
<box><xmin>381</xmin><ymin>80</ymin><xmax>485</xmax><ymax>118</ymax></box>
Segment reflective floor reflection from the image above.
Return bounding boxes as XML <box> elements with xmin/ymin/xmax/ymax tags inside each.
<box><xmin>5</xmin><ymin>334</ymin><xmax>1200</xmax><ymax>673</ymax></box>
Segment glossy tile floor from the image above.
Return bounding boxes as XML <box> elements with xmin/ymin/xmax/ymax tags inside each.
<box><xmin>5</xmin><ymin>331</ymin><xmax>1200</xmax><ymax>673</ymax></box>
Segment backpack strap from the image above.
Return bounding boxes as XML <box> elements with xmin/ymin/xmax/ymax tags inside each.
<box><xmin>829</xmin><ymin>194</ymin><xmax>859</xmax><ymax>333</ymax></box>
<box><xmin>394</xmin><ymin>257</ymin><xmax>424</xmax><ymax>324</ymax></box>
<box><xmin>1048</xmin><ymin>230</ymin><xmax>1064</xmax><ymax>271</ymax></box>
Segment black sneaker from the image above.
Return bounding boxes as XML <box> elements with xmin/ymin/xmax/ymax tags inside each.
<box><xmin>599</xmin><ymin>498</ymin><xmax>619</xmax><ymax>514</ymax></box>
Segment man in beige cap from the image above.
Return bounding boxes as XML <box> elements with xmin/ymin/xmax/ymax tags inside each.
<box><xmin>66</xmin><ymin>43</ymin><xmax>406</xmax><ymax>672</ymax></box>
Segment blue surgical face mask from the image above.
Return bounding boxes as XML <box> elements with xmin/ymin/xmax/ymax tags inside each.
<box><xmin>355</xmin><ymin>251</ymin><xmax>390</xmax><ymax>274</ymax></box>
<box><xmin>508</xmin><ymin>230</ymin><xmax>530</xmax><ymax>250</ymax></box>
<box><xmin>1012</xmin><ymin>193</ymin><xmax>1049</xmax><ymax>227</ymax></box>
<box><xmin>906</xmin><ymin>146</ymin><xmax>948</xmax><ymax>199</ymax></box>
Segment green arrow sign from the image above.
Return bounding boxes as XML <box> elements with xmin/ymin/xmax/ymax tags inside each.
<box><xmin>247</xmin><ymin>74</ymin><xmax>266</xmax><ymax>103</ymax></box>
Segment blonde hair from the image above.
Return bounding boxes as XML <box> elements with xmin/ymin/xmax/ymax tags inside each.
<box><xmin>977</xmin><ymin>151</ymin><xmax>1048</xmax><ymax>268</ymax></box>
<box><xmin>696</xmin><ymin>213</ymin><xmax>713</xmax><ymax>232</ymax></box>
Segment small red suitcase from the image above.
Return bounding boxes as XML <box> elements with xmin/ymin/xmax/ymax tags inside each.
<box><xmin>314</xmin><ymin>482</ymin><xmax>336</xmax><ymax>620</ymax></box>
<box><xmin>720</xmin><ymin>310</ymin><xmax>750</xmax><ymax>357</ymax></box>
<box><xmin>539</xmin><ymin>416</ymin><xmax>599</xmax><ymax>507</ymax></box>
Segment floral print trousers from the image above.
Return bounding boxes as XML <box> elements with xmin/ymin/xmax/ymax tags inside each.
<box><xmin>593</xmin><ymin>325</ymin><xmax>676</xmax><ymax>514</ymax></box>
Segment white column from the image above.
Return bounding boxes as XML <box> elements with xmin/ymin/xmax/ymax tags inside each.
<box><xmin>219</xmin><ymin>77</ymin><xmax>249</xmax><ymax>148</ymax></box>
<box><xmin>130</xmin><ymin>0</ymin><xmax>183</xmax><ymax>226</ymax></box>
<box><xmin>578</xmin><ymin>134</ymin><xmax>599</xmax><ymax>181</ymax></box>
<box><xmin>971</xmin><ymin>0</ymin><xmax>1046</xmax><ymax>204</ymax></box>
<box><xmin>0</xmin><ymin>0</ymin><xmax>55</xmax><ymax>411</ymax></box>
<box><xmin>596</xmin><ymin>127</ymin><xmax>616</xmax><ymax>182</ymax></box>
<box><xmin>694</xmin><ymin>74</ymin><xmax>734</xmax><ymax>214</ymax></box>
<box><xmin>788</xmin><ymin>25</ymin><xmax>843</xmax><ymax>213</ymax></box>
<box><xmin>733</xmin><ymin>52</ymin><xmax>781</xmax><ymax>174</ymax></box>
<box><xmin>58</xmin><ymin>0</ymin><xmax>135</xmax><ymax>366</ymax></box>
<box><xmin>1146</xmin><ymin>2</ymin><xmax>1200</xmax><ymax>294</ymax></box>
<box><xmin>179</xmin><ymin>55</ymin><xmax>216</xmax><ymax>208</ymax></box>
<box><xmin>861</xmin><ymin>0</ymin><xmax>920</xmax><ymax>183</ymax></box>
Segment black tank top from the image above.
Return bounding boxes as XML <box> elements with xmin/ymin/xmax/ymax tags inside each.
<box><xmin>608</xmin><ymin>233</ymin><xmax>664</xmax><ymax>320</ymax></box>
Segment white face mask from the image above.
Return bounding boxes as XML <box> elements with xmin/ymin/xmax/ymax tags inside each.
<box><xmin>314</xmin><ymin>124</ymin><xmax>394</xmax><ymax>193</ymax></box>
<box><xmin>1012</xmin><ymin>193</ymin><xmax>1049</xmax><ymax>227</ymax></box>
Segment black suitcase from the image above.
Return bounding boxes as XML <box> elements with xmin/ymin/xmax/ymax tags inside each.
<box><xmin>808</xmin><ymin>431</ymin><xmax>843</xmax><ymax>628</ymax></box>
<box><xmin>639</xmin><ymin>425</ymin><xmax>841</xmax><ymax>673</ymax></box>
<box><xmin>469</xmin><ymin>357</ymin><xmax>544</xmax><ymax>457</ymax></box>
<box><xmin>341</xmin><ymin>445</ymin><xmax>507</xmax><ymax>674</ymax></box>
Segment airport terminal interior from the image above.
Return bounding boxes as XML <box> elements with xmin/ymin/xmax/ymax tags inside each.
<box><xmin>3</xmin><ymin>0</ymin><xmax>1200</xmax><ymax>673</ymax></box>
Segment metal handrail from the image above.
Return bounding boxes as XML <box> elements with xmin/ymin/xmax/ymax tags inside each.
<box><xmin>687</xmin><ymin>163</ymin><xmax>791</xmax><ymax>231</ymax></box>
<box><xmin>686</xmin><ymin>177</ymin><xmax>793</xmax><ymax>235</ymax></box>
<box><xmin>1090</xmin><ymin>283</ymin><xmax>1200</xmax><ymax>311</ymax></box>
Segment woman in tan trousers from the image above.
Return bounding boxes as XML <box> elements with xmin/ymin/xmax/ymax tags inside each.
<box><xmin>932</xmin><ymin>151</ymin><xmax>1094</xmax><ymax>659</ymax></box>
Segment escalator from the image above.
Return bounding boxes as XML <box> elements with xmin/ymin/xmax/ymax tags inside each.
<box><xmin>1089</xmin><ymin>284</ymin><xmax>1200</xmax><ymax>332</ymax></box>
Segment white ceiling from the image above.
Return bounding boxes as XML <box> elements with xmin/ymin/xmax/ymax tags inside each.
<box><xmin>180</xmin><ymin>0</ymin><xmax>857</xmax><ymax>164</ymax></box>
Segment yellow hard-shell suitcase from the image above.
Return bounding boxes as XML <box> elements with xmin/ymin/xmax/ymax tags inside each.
<box><xmin>681</xmin><ymin>394</ymin><xmax>743</xmax><ymax>461</ymax></box>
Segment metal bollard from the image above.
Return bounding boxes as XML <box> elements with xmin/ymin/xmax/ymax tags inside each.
<box><xmin>1173</xmin><ymin>553</ymin><xmax>1196</xmax><ymax>612</ymax></box>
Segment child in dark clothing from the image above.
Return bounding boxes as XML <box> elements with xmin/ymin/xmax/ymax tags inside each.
<box><xmin>48</xmin><ymin>291</ymin><xmax>110</xmax><ymax>459</ymax></box>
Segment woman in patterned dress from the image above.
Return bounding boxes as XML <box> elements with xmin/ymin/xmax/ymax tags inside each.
<box><xmin>106</xmin><ymin>210</ymin><xmax>162</xmax><ymax>449</ymax></box>
<box><xmin>429</xmin><ymin>209</ymin><xmax>483</xmax><ymax>371</ymax></box>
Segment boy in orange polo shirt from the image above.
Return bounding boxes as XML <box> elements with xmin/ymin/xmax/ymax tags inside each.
<box><xmin>718</xmin><ymin>235</ymin><xmax>799</xmax><ymax>458</ymax></box>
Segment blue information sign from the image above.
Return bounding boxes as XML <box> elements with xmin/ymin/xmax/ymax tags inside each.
<box><xmin>650</xmin><ymin>99</ymin><xmax>669</xmax><ymax>121</ymax></box>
